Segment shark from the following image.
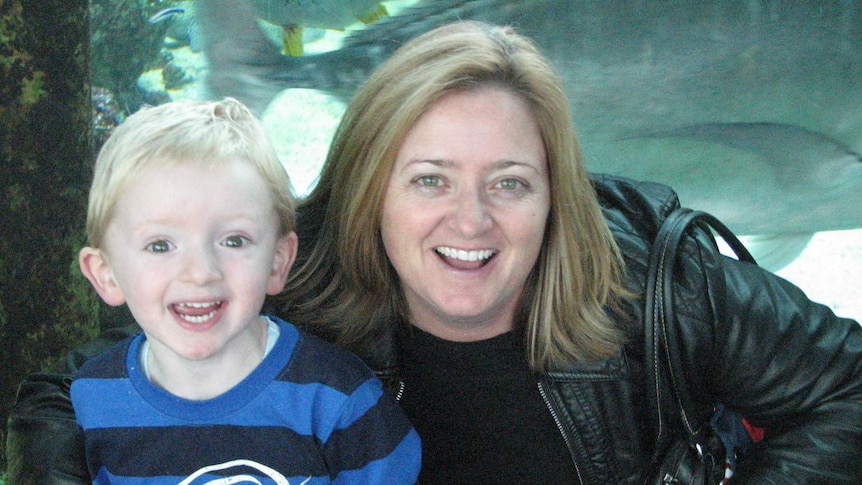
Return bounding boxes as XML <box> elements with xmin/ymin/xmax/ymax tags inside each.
<box><xmin>194</xmin><ymin>0</ymin><xmax>862</xmax><ymax>269</ymax></box>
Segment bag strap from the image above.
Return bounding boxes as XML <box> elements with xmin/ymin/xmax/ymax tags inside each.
<box><xmin>645</xmin><ymin>208</ymin><xmax>757</xmax><ymax>458</ymax></box>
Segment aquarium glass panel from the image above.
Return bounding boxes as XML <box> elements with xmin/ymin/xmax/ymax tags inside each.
<box><xmin>89</xmin><ymin>0</ymin><xmax>862</xmax><ymax>321</ymax></box>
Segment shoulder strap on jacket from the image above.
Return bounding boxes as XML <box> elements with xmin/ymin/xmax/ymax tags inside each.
<box><xmin>644</xmin><ymin>208</ymin><xmax>756</xmax><ymax>459</ymax></box>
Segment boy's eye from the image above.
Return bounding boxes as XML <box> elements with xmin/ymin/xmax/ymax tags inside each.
<box><xmin>146</xmin><ymin>240</ymin><xmax>172</xmax><ymax>253</ymax></box>
<box><xmin>223</xmin><ymin>235</ymin><xmax>248</xmax><ymax>248</ymax></box>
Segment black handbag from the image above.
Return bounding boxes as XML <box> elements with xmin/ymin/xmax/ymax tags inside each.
<box><xmin>645</xmin><ymin>208</ymin><xmax>757</xmax><ymax>485</ymax></box>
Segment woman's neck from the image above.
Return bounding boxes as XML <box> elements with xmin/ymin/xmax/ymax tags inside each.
<box><xmin>407</xmin><ymin>308</ymin><xmax>515</xmax><ymax>343</ymax></box>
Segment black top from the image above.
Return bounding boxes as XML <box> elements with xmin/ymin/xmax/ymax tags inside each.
<box><xmin>398</xmin><ymin>325</ymin><xmax>579</xmax><ymax>484</ymax></box>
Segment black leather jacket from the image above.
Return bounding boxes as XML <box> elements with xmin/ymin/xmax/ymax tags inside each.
<box><xmin>370</xmin><ymin>175</ymin><xmax>862</xmax><ymax>484</ymax></box>
<box><xmin>6</xmin><ymin>176</ymin><xmax>862</xmax><ymax>484</ymax></box>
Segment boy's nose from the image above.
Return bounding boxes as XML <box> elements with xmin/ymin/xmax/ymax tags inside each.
<box><xmin>178</xmin><ymin>247</ymin><xmax>222</xmax><ymax>284</ymax></box>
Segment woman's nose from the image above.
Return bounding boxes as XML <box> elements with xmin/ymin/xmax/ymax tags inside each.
<box><xmin>449</xmin><ymin>187</ymin><xmax>493</xmax><ymax>237</ymax></box>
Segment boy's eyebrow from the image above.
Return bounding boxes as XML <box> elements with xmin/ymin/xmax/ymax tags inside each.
<box><xmin>131</xmin><ymin>211</ymin><xmax>268</xmax><ymax>229</ymax></box>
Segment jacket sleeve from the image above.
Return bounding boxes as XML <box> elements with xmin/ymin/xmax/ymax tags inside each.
<box><xmin>677</xmin><ymin>230</ymin><xmax>862</xmax><ymax>484</ymax></box>
<box><xmin>5</xmin><ymin>374</ymin><xmax>89</xmax><ymax>485</ymax></box>
<box><xmin>5</xmin><ymin>325</ymin><xmax>137</xmax><ymax>485</ymax></box>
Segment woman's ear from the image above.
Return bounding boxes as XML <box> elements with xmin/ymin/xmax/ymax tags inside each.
<box><xmin>267</xmin><ymin>231</ymin><xmax>298</xmax><ymax>295</ymax></box>
<box><xmin>79</xmin><ymin>247</ymin><xmax>126</xmax><ymax>306</ymax></box>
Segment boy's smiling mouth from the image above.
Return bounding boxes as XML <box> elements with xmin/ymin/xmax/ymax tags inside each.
<box><xmin>172</xmin><ymin>301</ymin><xmax>223</xmax><ymax>323</ymax></box>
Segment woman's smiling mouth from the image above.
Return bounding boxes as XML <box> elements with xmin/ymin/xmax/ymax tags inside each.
<box><xmin>434</xmin><ymin>246</ymin><xmax>497</xmax><ymax>269</ymax></box>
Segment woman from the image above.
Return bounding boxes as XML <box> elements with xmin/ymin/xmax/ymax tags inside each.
<box><xmin>8</xmin><ymin>20</ymin><xmax>862</xmax><ymax>485</ymax></box>
<box><xmin>281</xmin><ymin>21</ymin><xmax>862</xmax><ymax>483</ymax></box>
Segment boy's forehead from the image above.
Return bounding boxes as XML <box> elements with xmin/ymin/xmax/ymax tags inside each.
<box><xmin>112</xmin><ymin>162</ymin><xmax>278</xmax><ymax>217</ymax></box>
<box><xmin>128</xmin><ymin>155</ymin><xmax>253</xmax><ymax>183</ymax></box>
<box><xmin>105</xmin><ymin>153</ymin><xmax>290</xmax><ymax>230</ymax></box>
<box><xmin>143</xmin><ymin>156</ymin><xmax>266</xmax><ymax>184</ymax></box>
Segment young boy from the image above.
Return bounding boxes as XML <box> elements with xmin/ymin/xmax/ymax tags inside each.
<box><xmin>71</xmin><ymin>98</ymin><xmax>421</xmax><ymax>484</ymax></box>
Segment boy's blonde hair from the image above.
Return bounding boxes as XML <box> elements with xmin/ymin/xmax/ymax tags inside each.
<box><xmin>85</xmin><ymin>98</ymin><xmax>295</xmax><ymax>247</ymax></box>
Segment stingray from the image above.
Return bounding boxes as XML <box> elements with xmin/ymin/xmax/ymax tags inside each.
<box><xmin>627</xmin><ymin>122</ymin><xmax>862</xmax><ymax>268</ymax></box>
<box><xmin>635</xmin><ymin>122</ymin><xmax>862</xmax><ymax>190</ymax></box>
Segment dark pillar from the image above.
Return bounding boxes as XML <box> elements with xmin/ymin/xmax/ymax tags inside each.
<box><xmin>0</xmin><ymin>0</ymin><xmax>99</xmax><ymax>470</ymax></box>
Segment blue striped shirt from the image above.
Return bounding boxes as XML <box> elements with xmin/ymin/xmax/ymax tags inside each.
<box><xmin>71</xmin><ymin>316</ymin><xmax>420</xmax><ymax>484</ymax></box>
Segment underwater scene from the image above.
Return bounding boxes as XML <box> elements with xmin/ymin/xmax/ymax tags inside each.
<box><xmin>1</xmin><ymin>0</ymin><xmax>860</xmax><ymax>478</ymax></box>
<box><xmin>97</xmin><ymin>0</ymin><xmax>859</xmax><ymax>319</ymax></box>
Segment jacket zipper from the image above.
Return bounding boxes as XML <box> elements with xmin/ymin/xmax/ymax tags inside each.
<box><xmin>393</xmin><ymin>379</ymin><xmax>406</xmax><ymax>402</ymax></box>
<box><xmin>538</xmin><ymin>381</ymin><xmax>584</xmax><ymax>485</ymax></box>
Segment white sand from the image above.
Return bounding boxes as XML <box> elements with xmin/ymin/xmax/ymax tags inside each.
<box><xmin>776</xmin><ymin>229</ymin><xmax>862</xmax><ymax>322</ymax></box>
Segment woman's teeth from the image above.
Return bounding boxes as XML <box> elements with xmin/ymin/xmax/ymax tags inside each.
<box><xmin>435</xmin><ymin>247</ymin><xmax>495</xmax><ymax>262</ymax></box>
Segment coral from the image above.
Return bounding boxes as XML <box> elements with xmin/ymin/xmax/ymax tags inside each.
<box><xmin>89</xmin><ymin>0</ymin><xmax>169</xmax><ymax>112</ymax></box>
<box><xmin>91</xmin><ymin>85</ymin><xmax>124</xmax><ymax>153</ymax></box>
<box><xmin>18</xmin><ymin>69</ymin><xmax>45</xmax><ymax>104</ymax></box>
<box><xmin>162</xmin><ymin>60</ymin><xmax>189</xmax><ymax>89</ymax></box>
<box><xmin>20</xmin><ymin>235</ymin><xmax>102</xmax><ymax>373</ymax></box>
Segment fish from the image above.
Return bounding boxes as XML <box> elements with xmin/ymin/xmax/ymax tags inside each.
<box><xmin>153</xmin><ymin>0</ymin><xmax>391</xmax><ymax>56</ymax></box>
<box><xmin>149</xmin><ymin>6</ymin><xmax>187</xmax><ymax>24</ymax></box>
<box><xmin>251</xmin><ymin>0</ymin><xmax>389</xmax><ymax>55</ymax></box>
<box><xmin>197</xmin><ymin>0</ymin><xmax>559</xmax><ymax>109</ymax></box>
<box><xmin>251</xmin><ymin>0</ymin><xmax>388</xmax><ymax>29</ymax></box>
<box><xmin>194</xmin><ymin>0</ymin><xmax>862</xmax><ymax>268</ymax></box>
<box><xmin>149</xmin><ymin>2</ymin><xmax>207</xmax><ymax>51</ymax></box>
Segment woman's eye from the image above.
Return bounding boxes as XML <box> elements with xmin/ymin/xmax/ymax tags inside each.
<box><xmin>499</xmin><ymin>178</ymin><xmax>520</xmax><ymax>190</ymax></box>
<box><xmin>498</xmin><ymin>178</ymin><xmax>526</xmax><ymax>191</ymax></box>
<box><xmin>223</xmin><ymin>235</ymin><xmax>248</xmax><ymax>248</ymax></box>
<box><xmin>146</xmin><ymin>240</ymin><xmax>172</xmax><ymax>253</ymax></box>
<box><xmin>417</xmin><ymin>175</ymin><xmax>441</xmax><ymax>187</ymax></box>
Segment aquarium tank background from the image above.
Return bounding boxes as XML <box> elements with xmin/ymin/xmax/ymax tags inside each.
<box><xmin>1</xmin><ymin>0</ymin><xmax>861</xmax><ymax>474</ymax></box>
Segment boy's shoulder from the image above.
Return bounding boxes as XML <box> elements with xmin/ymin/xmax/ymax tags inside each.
<box><xmin>73</xmin><ymin>334</ymin><xmax>138</xmax><ymax>380</ymax></box>
<box><xmin>271</xmin><ymin>316</ymin><xmax>379</xmax><ymax>396</ymax></box>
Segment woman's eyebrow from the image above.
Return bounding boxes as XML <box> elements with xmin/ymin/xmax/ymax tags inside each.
<box><xmin>397</xmin><ymin>158</ymin><xmax>454</xmax><ymax>172</ymax></box>
<box><xmin>397</xmin><ymin>158</ymin><xmax>543</xmax><ymax>174</ymax></box>
<box><xmin>489</xmin><ymin>159</ymin><xmax>544</xmax><ymax>174</ymax></box>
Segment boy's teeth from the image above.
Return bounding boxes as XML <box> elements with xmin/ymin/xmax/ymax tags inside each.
<box><xmin>178</xmin><ymin>301</ymin><xmax>219</xmax><ymax>309</ymax></box>
<box><xmin>179</xmin><ymin>310</ymin><xmax>217</xmax><ymax>324</ymax></box>
<box><xmin>435</xmin><ymin>247</ymin><xmax>495</xmax><ymax>261</ymax></box>
<box><xmin>174</xmin><ymin>301</ymin><xmax>222</xmax><ymax>323</ymax></box>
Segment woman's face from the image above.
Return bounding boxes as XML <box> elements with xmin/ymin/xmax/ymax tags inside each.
<box><xmin>381</xmin><ymin>87</ymin><xmax>551</xmax><ymax>341</ymax></box>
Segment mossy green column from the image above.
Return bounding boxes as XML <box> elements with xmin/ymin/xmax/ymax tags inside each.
<box><xmin>0</xmin><ymin>0</ymin><xmax>100</xmax><ymax>470</ymax></box>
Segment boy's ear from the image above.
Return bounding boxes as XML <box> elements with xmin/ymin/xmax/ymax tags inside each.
<box><xmin>79</xmin><ymin>247</ymin><xmax>126</xmax><ymax>306</ymax></box>
<box><xmin>267</xmin><ymin>232</ymin><xmax>298</xmax><ymax>295</ymax></box>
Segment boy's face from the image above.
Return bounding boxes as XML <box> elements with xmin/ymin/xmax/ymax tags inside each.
<box><xmin>80</xmin><ymin>158</ymin><xmax>296</xmax><ymax>364</ymax></box>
